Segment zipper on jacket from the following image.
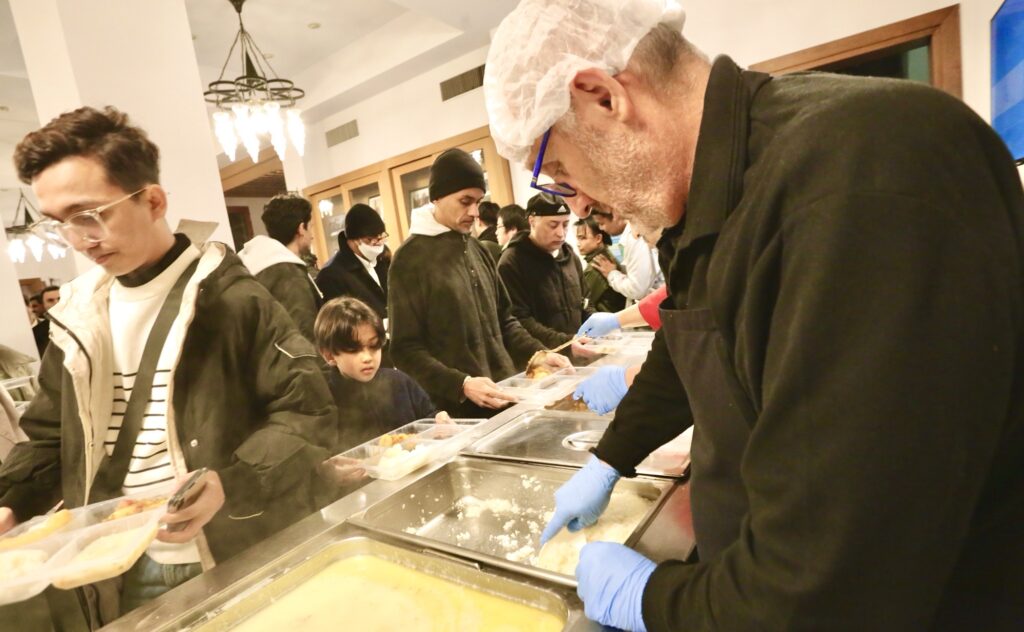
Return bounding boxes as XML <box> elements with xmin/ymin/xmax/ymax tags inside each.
<box><xmin>46</xmin><ymin>312</ymin><xmax>97</xmax><ymax>503</ymax></box>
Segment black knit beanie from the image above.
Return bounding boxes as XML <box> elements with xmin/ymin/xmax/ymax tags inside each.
<box><xmin>429</xmin><ymin>148</ymin><xmax>487</xmax><ymax>201</ymax></box>
<box><xmin>344</xmin><ymin>203</ymin><xmax>386</xmax><ymax>240</ymax></box>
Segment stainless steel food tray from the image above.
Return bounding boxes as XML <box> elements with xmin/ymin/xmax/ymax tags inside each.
<box><xmin>463</xmin><ymin>410</ymin><xmax>689</xmax><ymax>478</ymax></box>
<box><xmin>350</xmin><ymin>457</ymin><xmax>674</xmax><ymax>587</ymax></box>
<box><xmin>151</xmin><ymin>524</ymin><xmax>593</xmax><ymax>631</ymax></box>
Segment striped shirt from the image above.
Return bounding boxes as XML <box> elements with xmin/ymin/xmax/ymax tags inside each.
<box><xmin>107</xmin><ymin>242</ymin><xmax>201</xmax><ymax>565</ymax></box>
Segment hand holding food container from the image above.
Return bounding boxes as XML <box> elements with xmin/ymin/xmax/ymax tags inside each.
<box><xmin>540</xmin><ymin>455</ymin><xmax>620</xmax><ymax>546</ymax></box>
<box><xmin>464</xmin><ymin>376</ymin><xmax>519</xmax><ymax>409</ymax></box>
<box><xmin>576</xmin><ymin>541</ymin><xmax>656</xmax><ymax>632</ymax></box>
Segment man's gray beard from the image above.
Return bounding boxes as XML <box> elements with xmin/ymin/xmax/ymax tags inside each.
<box><xmin>560</xmin><ymin>114</ymin><xmax>673</xmax><ymax>233</ymax></box>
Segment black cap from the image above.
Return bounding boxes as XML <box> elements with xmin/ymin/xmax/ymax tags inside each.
<box><xmin>526</xmin><ymin>192</ymin><xmax>570</xmax><ymax>217</ymax></box>
<box><xmin>429</xmin><ymin>148</ymin><xmax>486</xmax><ymax>201</ymax></box>
<box><xmin>344</xmin><ymin>203</ymin><xmax>386</xmax><ymax>240</ymax></box>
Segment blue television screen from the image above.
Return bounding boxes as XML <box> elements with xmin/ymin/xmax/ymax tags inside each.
<box><xmin>993</xmin><ymin>0</ymin><xmax>1024</xmax><ymax>163</ymax></box>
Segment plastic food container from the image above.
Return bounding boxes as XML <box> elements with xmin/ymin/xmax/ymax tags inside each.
<box><xmin>496</xmin><ymin>370</ymin><xmax>579</xmax><ymax>404</ymax></box>
<box><xmin>0</xmin><ymin>531</ymin><xmax>79</xmax><ymax>606</ymax></box>
<box><xmin>0</xmin><ymin>482</ymin><xmax>175</xmax><ymax>603</ymax></box>
<box><xmin>50</xmin><ymin>510</ymin><xmax>162</xmax><ymax>589</ymax></box>
<box><xmin>333</xmin><ymin>419</ymin><xmax>484</xmax><ymax>481</ymax></box>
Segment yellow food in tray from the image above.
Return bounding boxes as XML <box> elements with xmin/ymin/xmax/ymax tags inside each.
<box><xmin>231</xmin><ymin>555</ymin><xmax>563</xmax><ymax>632</ymax></box>
<box><xmin>378</xmin><ymin>433</ymin><xmax>414</xmax><ymax>448</ymax></box>
<box><xmin>103</xmin><ymin>496</ymin><xmax>168</xmax><ymax>522</ymax></box>
<box><xmin>0</xmin><ymin>510</ymin><xmax>72</xmax><ymax>552</ymax></box>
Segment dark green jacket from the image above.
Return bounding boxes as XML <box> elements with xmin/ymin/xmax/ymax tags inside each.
<box><xmin>596</xmin><ymin>57</ymin><xmax>1024</xmax><ymax>630</ymax></box>
<box><xmin>253</xmin><ymin>263</ymin><xmax>321</xmax><ymax>342</ymax></box>
<box><xmin>0</xmin><ymin>243</ymin><xmax>336</xmax><ymax>565</ymax></box>
<box><xmin>389</xmin><ymin>230</ymin><xmax>544</xmax><ymax>414</ymax></box>
<box><xmin>582</xmin><ymin>246</ymin><xmax>627</xmax><ymax>314</ymax></box>
<box><xmin>497</xmin><ymin>231</ymin><xmax>591</xmax><ymax>348</ymax></box>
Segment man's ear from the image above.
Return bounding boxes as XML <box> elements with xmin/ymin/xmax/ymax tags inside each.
<box><xmin>568</xmin><ymin>68</ymin><xmax>634</xmax><ymax>125</ymax></box>
<box><xmin>145</xmin><ymin>185</ymin><xmax>169</xmax><ymax>220</ymax></box>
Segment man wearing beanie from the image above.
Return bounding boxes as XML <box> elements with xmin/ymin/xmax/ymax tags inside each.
<box><xmin>497</xmin><ymin>193</ymin><xmax>592</xmax><ymax>348</ymax></box>
<box><xmin>389</xmin><ymin>148</ymin><xmax>569</xmax><ymax>417</ymax></box>
<box><xmin>316</xmin><ymin>203</ymin><xmax>390</xmax><ymax>326</ymax></box>
<box><xmin>238</xmin><ymin>194</ymin><xmax>323</xmax><ymax>341</ymax></box>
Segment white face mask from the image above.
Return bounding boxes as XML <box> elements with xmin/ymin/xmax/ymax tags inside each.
<box><xmin>358</xmin><ymin>243</ymin><xmax>384</xmax><ymax>262</ymax></box>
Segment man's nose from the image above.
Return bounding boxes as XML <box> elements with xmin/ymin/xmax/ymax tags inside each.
<box><xmin>565</xmin><ymin>193</ymin><xmax>594</xmax><ymax>218</ymax></box>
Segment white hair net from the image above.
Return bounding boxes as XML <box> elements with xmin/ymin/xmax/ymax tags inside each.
<box><xmin>484</xmin><ymin>0</ymin><xmax>685</xmax><ymax>166</ymax></box>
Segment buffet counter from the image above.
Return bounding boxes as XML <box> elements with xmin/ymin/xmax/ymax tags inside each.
<box><xmin>103</xmin><ymin>350</ymin><xmax>694</xmax><ymax>631</ymax></box>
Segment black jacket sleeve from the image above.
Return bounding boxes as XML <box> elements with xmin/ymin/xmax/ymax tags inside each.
<box><xmin>641</xmin><ymin>191</ymin><xmax>1022</xmax><ymax>631</ymax></box>
<box><xmin>493</xmin><ymin>272</ymin><xmax>546</xmax><ymax>369</ymax></box>
<box><xmin>0</xmin><ymin>344</ymin><xmax>65</xmax><ymax>521</ymax></box>
<box><xmin>593</xmin><ymin>329</ymin><xmax>693</xmax><ymax>476</ymax></box>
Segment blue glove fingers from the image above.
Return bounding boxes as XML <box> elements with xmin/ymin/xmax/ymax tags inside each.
<box><xmin>577</xmin><ymin>542</ymin><xmax>656</xmax><ymax>632</ymax></box>
<box><xmin>540</xmin><ymin>509</ymin><xmax>571</xmax><ymax>546</ymax></box>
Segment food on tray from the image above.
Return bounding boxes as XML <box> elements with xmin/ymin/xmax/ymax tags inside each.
<box><xmin>524</xmin><ymin>350</ymin><xmax>555</xmax><ymax>379</ymax></box>
<box><xmin>545</xmin><ymin>391</ymin><xmax>592</xmax><ymax>413</ymax></box>
<box><xmin>535</xmin><ymin>491</ymin><xmax>654</xmax><ymax>576</ymax></box>
<box><xmin>378</xmin><ymin>432</ymin><xmax>414</xmax><ymax>448</ymax></box>
<box><xmin>375</xmin><ymin>443</ymin><xmax>434</xmax><ymax>479</ymax></box>
<box><xmin>231</xmin><ymin>555</ymin><xmax>563</xmax><ymax>632</ymax></box>
<box><xmin>72</xmin><ymin>524</ymin><xmax>155</xmax><ymax>565</ymax></box>
<box><xmin>103</xmin><ymin>496</ymin><xmax>168</xmax><ymax>522</ymax></box>
<box><xmin>0</xmin><ymin>549</ymin><xmax>49</xmax><ymax>580</ymax></box>
<box><xmin>0</xmin><ymin>509</ymin><xmax>72</xmax><ymax>552</ymax></box>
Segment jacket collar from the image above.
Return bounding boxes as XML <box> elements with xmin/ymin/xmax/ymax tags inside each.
<box><xmin>672</xmin><ymin>56</ymin><xmax>771</xmax><ymax>253</ymax></box>
<box><xmin>237</xmin><ymin>234</ymin><xmax>305</xmax><ymax>276</ymax></box>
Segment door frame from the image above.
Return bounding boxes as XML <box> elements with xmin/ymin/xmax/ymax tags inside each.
<box><xmin>750</xmin><ymin>5</ymin><xmax>962</xmax><ymax>98</ymax></box>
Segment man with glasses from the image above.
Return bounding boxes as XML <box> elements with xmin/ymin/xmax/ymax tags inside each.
<box><xmin>0</xmin><ymin>106</ymin><xmax>335</xmax><ymax>625</ymax></box>
<box><xmin>316</xmin><ymin>204</ymin><xmax>393</xmax><ymax>362</ymax></box>
<box><xmin>495</xmin><ymin>204</ymin><xmax>529</xmax><ymax>249</ymax></box>
<box><xmin>485</xmin><ymin>1</ymin><xmax>1024</xmax><ymax>630</ymax></box>
<box><xmin>389</xmin><ymin>148</ymin><xmax>569</xmax><ymax>417</ymax></box>
<box><xmin>238</xmin><ymin>194</ymin><xmax>323</xmax><ymax>341</ymax></box>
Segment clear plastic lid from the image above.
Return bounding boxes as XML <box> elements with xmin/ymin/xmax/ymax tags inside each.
<box><xmin>330</xmin><ymin>419</ymin><xmax>485</xmax><ymax>481</ymax></box>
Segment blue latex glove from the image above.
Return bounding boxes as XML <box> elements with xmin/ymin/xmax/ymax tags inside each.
<box><xmin>574</xmin><ymin>365</ymin><xmax>628</xmax><ymax>414</ymax></box>
<box><xmin>577</xmin><ymin>312</ymin><xmax>621</xmax><ymax>338</ymax></box>
<box><xmin>540</xmin><ymin>456</ymin><xmax>620</xmax><ymax>546</ymax></box>
<box><xmin>577</xmin><ymin>542</ymin><xmax>656</xmax><ymax>632</ymax></box>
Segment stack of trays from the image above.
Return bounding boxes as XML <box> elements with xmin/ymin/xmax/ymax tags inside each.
<box><xmin>0</xmin><ymin>482</ymin><xmax>175</xmax><ymax>604</ymax></box>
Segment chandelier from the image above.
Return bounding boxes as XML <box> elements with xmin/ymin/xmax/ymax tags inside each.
<box><xmin>204</xmin><ymin>0</ymin><xmax>306</xmax><ymax>163</ymax></box>
<box><xmin>5</xmin><ymin>190</ymin><xmax>68</xmax><ymax>264</ymax></box>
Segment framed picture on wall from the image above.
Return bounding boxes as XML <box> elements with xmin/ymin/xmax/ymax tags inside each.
<box><xmin>367</xmin><ymin>195</ymin><xmax>382</xmax><ymax>212</ymax></box>
<box><xmin>409</xmin><ymin>187</ymin><xmax>430</xmax><ymax>210</ymax></box>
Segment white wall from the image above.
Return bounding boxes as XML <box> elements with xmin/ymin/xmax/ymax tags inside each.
<box><xmin>224</xmin><ymin>197</ymin><xmax>272</xmax><ymax>239</ymax></box>
<box><xmin>319</xmin><ymin>45</ymin><xmax>492</xmax><ymax>176</ymax></box>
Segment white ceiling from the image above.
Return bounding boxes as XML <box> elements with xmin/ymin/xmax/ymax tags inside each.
<box><xmin>0</xmin><ymin>0</ymin><xmax>518</xmax><ymax>179</ymax></box>
<box><xmin>186</xmin><ymin>0</ymin><xmax>408</xmax><ymax>87</ymax></box>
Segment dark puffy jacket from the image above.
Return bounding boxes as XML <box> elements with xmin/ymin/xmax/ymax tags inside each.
<box><xmin>497</xmin><ymin>231</ymin><xmax>591</xmax><ymax>348</ymax></box>
<box><xmin>389</xmin><ymin>231</ymin><xmax>544</xmax><ymax>415</ymax></box>
<box><xmin>254</xmin><ymin>262</ymin><xmax>321</xmax><ymax>341</ymax></box>
<box><xmin>582</xmin><ymin>247</ymin><xmax>627</xmax><ymax>313</ymax></box>
<box><xmin>0</xmin><ymin>244</ymin><xmax>336</xmax><ymax>566</ymax></box>
<box><xmin>316</xmin><ymin>236</ymin><xmax>390</xmax><ymax>321</ymax></box>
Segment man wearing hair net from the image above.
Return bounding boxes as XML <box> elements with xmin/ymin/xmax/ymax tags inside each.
<box><xmin>485</xmin><ymin>1</ymin><xmax>1024</xmax><ymax>630</ymax></box>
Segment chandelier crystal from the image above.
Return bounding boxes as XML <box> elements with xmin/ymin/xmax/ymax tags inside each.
<box><xmin>5</xmin><ymin>190</ymin><xmax>68</xmax><ymax>264</ymax></box>
<box><xmin>204</xmin><ymin>0</ymin><xmax>306</xmax><ymax>163</ymax></box>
